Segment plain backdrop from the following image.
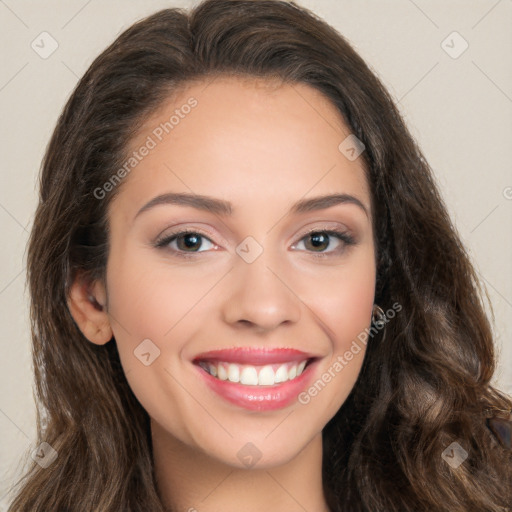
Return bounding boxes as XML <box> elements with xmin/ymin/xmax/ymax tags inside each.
<box><xmin>1</xmin><ymin>0</ymin><xmax>511</xmax><ymax>506</ymax></box>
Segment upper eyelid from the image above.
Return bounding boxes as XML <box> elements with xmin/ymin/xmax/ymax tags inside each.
<box><xmin>155</xmin><ymin>226</ymin><xmax>219</xmax><ymax>246</ymax></box>
<box><xmin>157</xmin><ymin>223</ymin><xmax>350</xmax><ymax>237</ymax></box>
<box><xmin>155</xmin><ymin>219</ymin><xmax>353</xmax><ymax>238</ymax></box>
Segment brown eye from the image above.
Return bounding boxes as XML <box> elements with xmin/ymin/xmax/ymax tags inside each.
<box><xmin>293</xmin><ymin>229</ymin><xmax>356</xmax><ymax>256</ymax></box>
<box><xmin>175</xmin><ymin>233</ymin><xmax>203</xmax><ymax>252</ymax></box>
<box><xmin>304</xmin><ymin>232</ymin><xmax>330</xmax><ymax>252</ymax></box>
<box><xmin>155</xmin><ymin>230</ymin><xmax>216</xmax><ymax>255</ymax></box>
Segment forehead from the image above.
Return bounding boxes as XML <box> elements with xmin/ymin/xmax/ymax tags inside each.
<box><xmin>110</xmin><ymin>75</ymin><xmax>371</xmax><ymax>221</ymax></box>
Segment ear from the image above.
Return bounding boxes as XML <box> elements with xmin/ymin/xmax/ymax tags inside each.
<box><xmin>67</xmin><ymin>274</ymin><xmax>113</xmax><ymax>345</ymax></box>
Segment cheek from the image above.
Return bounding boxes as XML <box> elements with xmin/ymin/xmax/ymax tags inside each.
<box><xmin>306</xmin><ymin>253</ymin><xmax>376</xmax><ymax>350</ymax></box>
<box><xmin>103</xmin><ymin>255</ymin><xmax>208</xmax><ymax>440</ymax></box>
<box><xmin>332</xmin><ymin>273</ymin><xmax>375</xmax><ymax>349</ymax></box>
<box><xmin>300</xmin><ymin>253</ymin><xmax>375</xmax><ymax>407</ymax></box>
<box><xmin>104</xmin><ymin>249</ymin><xmax>222</xmax><ymax>382</ymax></box>
<box><xmin>103</xmin><ymin>250</ymin><xmax>175</xmax><ymax>375</ymax></box>
<box><xmin>105</xmin><ymin>248</ymin><xmax>210</xmax><ymax>341</ymax></box>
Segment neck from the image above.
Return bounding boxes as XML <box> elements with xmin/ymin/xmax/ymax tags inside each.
<box><xmin>151</xmin><ymin>420</ymin><xmax>331</xmax><ymax>512</ymax></box>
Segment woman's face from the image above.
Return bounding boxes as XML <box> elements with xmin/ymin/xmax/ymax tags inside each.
<box><xmin>103</xmin><ymin>76</ymin><xmax>376</xmax><ymax>468</ymax></box>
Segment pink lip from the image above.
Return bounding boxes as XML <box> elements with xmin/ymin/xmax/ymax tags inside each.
<box><xmin>193</xmin><ymin>347</ymin><xmax>315</xmax><ymax>365</ymax></box>
<box><xmin>192</xmin><ymin>349</ymin><xmax>319</xmax><ymax>411</ymax></box>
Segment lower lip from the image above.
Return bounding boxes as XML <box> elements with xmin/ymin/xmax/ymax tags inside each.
<box><xmin>195</xmin><ymin>360</ymin><xmax>317</xmax><ymax>411</ymax></box>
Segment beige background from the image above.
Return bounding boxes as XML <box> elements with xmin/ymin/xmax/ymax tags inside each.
<box><xmin>1</xmin><ymin>0</ymin><xmax>511</xmax><ymax>506</ymax></box>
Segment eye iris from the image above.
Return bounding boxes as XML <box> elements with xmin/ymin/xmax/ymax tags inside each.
<box><xmin>178</xmin><ymin>233</ymin><xmax>202</xmax><ymax>251</ymax></box>
<box><xmin>306</xmin><ymin>232</ymin><xmax>329</xmax><ymax>251</ymax></box>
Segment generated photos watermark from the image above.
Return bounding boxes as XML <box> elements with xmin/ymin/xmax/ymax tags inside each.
<box><xmin>298</xmin><ymin>302</ymin><xmax>402</xmax><ymax>405</ymax></box>
<box><xmin>93</xmin><ymin>96</ymin><xmax>198</xmax><ymax>200</ymax></box>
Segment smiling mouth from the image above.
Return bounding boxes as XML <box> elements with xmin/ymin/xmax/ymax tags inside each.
<box><xmin>196</xmin><ymin>358</ymin><xmax>315</xmax><ymax>386</ymax></box>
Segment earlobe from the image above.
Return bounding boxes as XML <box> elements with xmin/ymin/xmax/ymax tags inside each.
<box><xmin>67</xmin><ymin>275</ymin><xmax>113</xmax><ymax>345</ymax></box>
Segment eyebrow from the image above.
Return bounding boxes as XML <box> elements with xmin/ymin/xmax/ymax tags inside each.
<box><xmin>134</xmin><ymin>192</ymin><xmax>369</xmax><ymax>220</ymax></box>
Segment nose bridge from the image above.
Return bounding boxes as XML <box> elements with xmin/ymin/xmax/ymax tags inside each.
<box><xmin>220</xmin><ymin>239</ymin><xmax>301</xmax><ymax>330</ymax></box>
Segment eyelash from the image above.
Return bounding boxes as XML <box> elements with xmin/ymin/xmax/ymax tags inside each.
<box><xmin>154</xmin><ymin>227</ymin><xmax>356</xmax><ymax>260</ymax></box>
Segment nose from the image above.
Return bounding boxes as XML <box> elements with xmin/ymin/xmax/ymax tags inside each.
<box><xmin>220</xmin><ymin>250</ymin><xmax>302</xmax><ymax>333</ymax></box>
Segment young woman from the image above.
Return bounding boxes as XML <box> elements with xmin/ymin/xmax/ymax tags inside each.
<box><xmin>7</xmin><ymin>0</ymin><xmax>512</xmax><ymax>510</ymax></box>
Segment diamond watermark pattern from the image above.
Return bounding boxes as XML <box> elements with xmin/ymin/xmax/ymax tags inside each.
<box><xmin>338</xmin><ymin>134</ymin><xmax>365</xmax><ymax>161</ymax></box>
<box><xmin>134</xmin><ymin>338</ymin><xmax>161</xmax><ymax>366</ymax></box>
<box><xmin>237</xmin><ymin>442</ymin><xmax>262</xmax><ymax>468</ymax></box>
<box><xmin>441</xmin><ymin>441</ymin><xmax>468</xmax><ymax>468</ymax></box>
<box><xmin>30</xmin><ymin>441</ymin><xmax>58</xmax><ymax>468</ymax></box>
<box><xmin>31</xmin><ymin>31</ymin><xmax>59</xmax><ymax>59</ymax></box>
<box><xmin>441</xmin><ymin>31</ymin><xmax>469</xmax><ymax>59</ymax></box>
<box><xmin>236</xmin><ymin>236</ymin><xmax>263</xmax><ymax>264</ymax></box>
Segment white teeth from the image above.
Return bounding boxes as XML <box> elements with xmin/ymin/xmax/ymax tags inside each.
<box><xmin>200</xmin><ymin>359</ymin><xmax>310</xmax><ymax>386</ymax></box>
<box><xmin>258</xmin><ymin>365</ymin><xmax>275</xmax><ymax>386</ymax></box>
<box><xmin>217</xmin><ymin>364</ymin><xmax>228</xmax><ymax>380</ymax></box>
<box><xmin>274</xmin><ymin>364</ymin><xmax>289</xmax><ymax>383</ymax></box>
<box><xmin>228</xmin><ymin>363</ymin><xmax>240</xmax><ymax>383</ymax></box>
<box><xmin>240</xmin><ymin>366</ymin><xmax>258</xmax><ymax>385</ymax></box>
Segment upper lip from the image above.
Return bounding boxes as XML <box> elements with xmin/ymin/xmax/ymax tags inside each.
<box><xmin>192</xmin><ymin>347</ymin><xmax>317</xmax><ymax>365</ymax></box>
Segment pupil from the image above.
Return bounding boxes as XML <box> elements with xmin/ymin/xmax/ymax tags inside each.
<box><xmin>181</xmin><ymin>234</ymin><xmax>201</xmax><ymax>251</ymax></box>
<box><xmin>309</xmin><ymin>232</ymin><xmax>328</xmax><ymax>250</ymax></box>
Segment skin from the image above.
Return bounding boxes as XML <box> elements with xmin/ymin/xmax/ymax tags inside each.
<box><xmin>68</xmin><ymin>76</ymin><xmax>376</xmax><ymax>512</ymax></box>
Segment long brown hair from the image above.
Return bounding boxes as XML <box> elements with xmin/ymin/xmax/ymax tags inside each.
<box><xmin>7</xmin><ymin>0</ymin><xmax>512</xmax><ymax>510</ymax></box>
